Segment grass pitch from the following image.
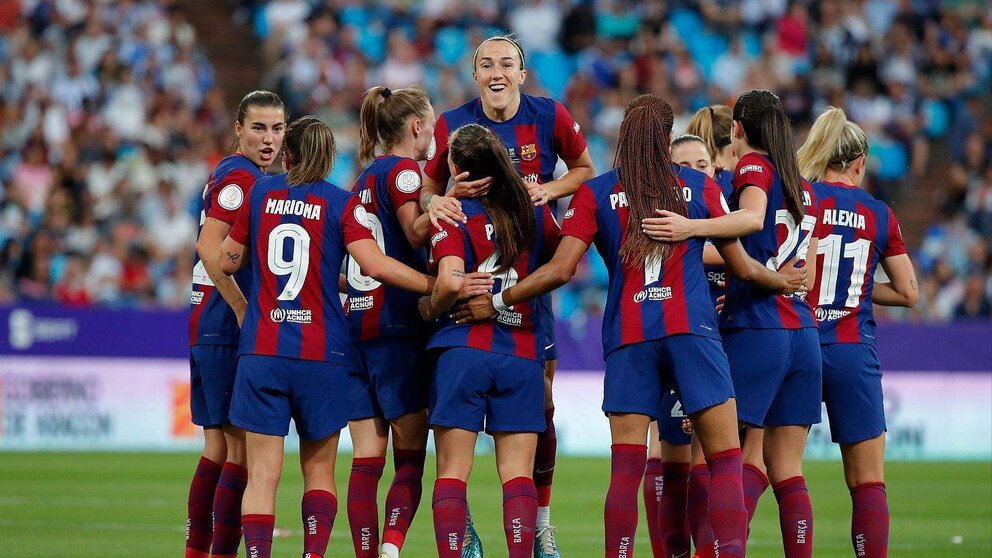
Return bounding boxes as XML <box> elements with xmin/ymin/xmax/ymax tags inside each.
<box><xmin>0</xmin><ymin>452</ymin><xmax>988</xmax><ymax>557</ymax></box>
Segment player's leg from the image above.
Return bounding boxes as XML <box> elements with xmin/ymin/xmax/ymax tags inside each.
<box><xmin>686</xmin><ymin>434</ymin><xmax>714</xmax><ymax>558</ymax></box>
<box><xmin>382</xmin><ymin>409</ymin><xmax>430</xmax><ymax>558</ymax></box>
<box><xmin>841</xmin><ymin>436</ymin><xmax>887</xmax><ymax>558</ymax></box>
<box><xmin>186</xmin><ymin>426</ymin><xmax>225</xmax><ymax>558</ymax></box>
<box><xmin>494</xmin><ymin>432</ymin><xmax>540</xmax><ymax>558</ymax></box>
<box><xmin>241</xmin><ymin>431</ymin><xmax>284</xmax><ymax>558</ymax></box>
<box><xmin>298</xmin><ymin>432</ymin><xmax>341</xmax><ymax>558</ymax></box>
<box><xmin>433</xmin><ymin>426</ymin><xmax>478</xmax><ymax>558</ymax></box>
<box><xmin>655</xmin><ymin>392</ymin><xmax>693</xmax><ymax>558</ymax></box>
<box><xmin>822</xmin><ymin>342</ymin><xmax>888</xmax><ymax>557</ymax></box>
<box><xmin>740</xmin><ymin>426</ymin><xmax>769</xmax><ymax>522</ymax></box>
<box><xmin>644</xmin><ymin>422</ymin><xmax>665</xmax><ymax>557</ymax></box>
<box><xmin>348</xmin><ymin>416</ymin><xmax>390</xmax><ymax>558</ymax></box>
<box><xmin>534</xmin><ymin>356</ymin><xmax>559</xmax><ymax>557</ymax></box>
<box><xmin>210</xmin><ymin>425</ymin><xmax>247</xmax><ymax>558</ymax></box>
<box><xmin>605</xmin><ymin>412</ymin><xmax>651</xmax><ymax>558</ymax></box>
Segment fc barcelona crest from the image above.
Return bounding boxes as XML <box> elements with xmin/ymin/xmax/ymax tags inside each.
<box><xmin>519</xmin><ymin>143</ymin><xmax>537</xmax><ymax>162</ymax></box>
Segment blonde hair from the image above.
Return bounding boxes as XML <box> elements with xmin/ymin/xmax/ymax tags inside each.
<box><xmin>686</xmin><ymin>105</ymin><xmax>732</xmax><ymax>160</ymax></box>
<box><xmin>284</xmin><ymin>116</ymin><xmax>335</xmax><ymax>185</ymax></box>
<box><xmin>358</xmin><ymin>85</ymin><xmax>432</xmax><ymax>165</ymax></box>
<box><xmin>797</xmin><ymin>107</ymin><xmax>869</xmax><ymax>182</ymax></box>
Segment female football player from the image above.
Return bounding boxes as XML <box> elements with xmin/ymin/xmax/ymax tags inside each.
<box><xmin>799</xmin><ymin>107</ymin><xmax>918</xmax><ymax>557</ymax></box>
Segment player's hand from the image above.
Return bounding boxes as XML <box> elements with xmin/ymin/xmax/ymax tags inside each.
<box><xmin>525</xmin><ymin>180</ymin><xmax>550</xmax><ymax>207</ymax></box>
<box><xmin>418</xmin><ymin>296</ymin><xmax>436</xmax><ymax>321</ymax></box>
<box><xmin>641</xmin><ymin>209</ymin><xmax>695</xmax><ymax>242</ymax></box>
<box><xmin>715</xmin><ymin>292</ymin><xmax>726</xmax><ymax>314</ymax></box>
<box><xmin>425</xmin><ymin>194</ymin><xmax>465</xmax><ymax>229</ymax></box>
<box><xmin>450</xmin><ymin>172</ymin><xmax>492</xmax><ymax>199</ymax></box>
<box><xmin>457</xmin><ymin>272</ymin><xmax>494</xmax><ymax>300</ymax></box>
<box><xmin>778</xmin><ymin>255</ymin><xmax>807</xmax><ymax>294</ymax></box>
<box><xmin>450</xmin><ymin>293</ymin><xmax>497</xmax><ymax>324</ymax></box>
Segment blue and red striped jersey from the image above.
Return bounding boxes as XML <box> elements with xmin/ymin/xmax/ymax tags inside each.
<box><xmin>189</xmin><ymin>153</ymin><xmax>263</xmax><ymax>346</ymax></box>
<box><xmin>561</xmin><ymin>166</ymin><xmax>730</xmax><ymax>356</ymax></box>
<box><xmin>426</xmin><ymin>200</ymin><xmax>560</xmax><ymax>361</ymax></box>
<box><xmin>720</xmin><ymin>152</ymin><xmax>819</xmax><ymax>330</ymax></box>
<box><xmin>703</xmin><ymin>168</ymin><xmax>736</xmax><ymax>305</ymax></box>
<box><xmin>809</xmin><ymin>181</ymin><xmax>907</xmax><ymax>345</ymax></box>
<box><xmin>347</xmin><ymin>155</ymin><xmax>428</xmax><ymax>341</ymax></box>
<box><xmin>424</xmin><ymin>93</ymin><xmax>587</xmax><ymax>187</ymax></box>
<box><xmin>229</xmin><ymin>174</ymin><xmax>374</xmax><ymax>363</ymax></box>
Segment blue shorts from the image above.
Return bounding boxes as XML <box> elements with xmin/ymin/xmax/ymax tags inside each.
<box><xmin>603</xmin><ymin>335</ymin><xmax>735</xmax><ymax>420</ymax></box>
<box><xmin>538</xmin><ymin>295</ymin><xmax>558</xmax><ymax>362</ymax></box>
<box><xmin>349</xmin><ymin>336</ymin><xmax>430</xmax><ymax>421</ymax></box>
<box><xmin>230</xmin><ymin>354</ymin><xmax>348</xmax><ymax>441</ymax></box>
<box><xmin>723</xmin><ymin>328</ymin><xmax>822</xmax><ymax>427</ymax></box>
<box><xmin>429</xmin><ymin>347</ymin><xmax>545</xmax><ymax>434</ymax></box>
<box><xmin>189</xmin><ymin>344</ymin><xmax>239</xmax><ymax>428</ymax></box>
<box><xmin>821</xmin><ymin>343</ymin><xmax>885</xmax><ymax>444</ymax></box>
<box><xmin>658</xmin><ymin>390</ymin><xmax>693</xmax><ymax>446</ymax></box>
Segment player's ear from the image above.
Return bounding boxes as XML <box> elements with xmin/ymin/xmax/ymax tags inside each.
<box><xmin>411</xmin><ymin>116</ymin><xmax>421</xmax><ymax>139</ymax></box>
<box><xmin>518</xmin><ymin>68</ymin><xmax>527</xmax><ymax>85</ymax></box>
<box><xmin>234</xmin><ymin>120</ymin><xmax>243</xmax><ymax>138</ymax></box>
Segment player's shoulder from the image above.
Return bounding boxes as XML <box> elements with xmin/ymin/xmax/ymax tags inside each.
<box><xmin>735</xmin><ymin>151</ymin><xmax>773</xmax><ymax>176</ymax></box>
<box><xmin>441</xmin><ymin>98</ymin><xmax>484</xmax><ymax>126</ymax></box>
<box><xmin>519</xmin><ymin>93</ymin><xmax>557</xmax><ymax>114</ymax></box>
<box><xmin>459</xmin><ymin>197</ymin><xmax>487</xmax><ymax>220</ymax></box>
<box><xmin>584</xmin><ymin>168</ymin><xmax>621</xmax><ymax>198</ymax></box>
<box><xmin>216</xmin><ymin>153</ymin><xmax>264</xmax><ymax>180</ymax></box>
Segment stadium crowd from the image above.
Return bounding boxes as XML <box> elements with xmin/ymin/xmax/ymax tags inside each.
<box><xmin>0</xmin><ymin>0</ymin><xmax>989</xmax><ymax>323</ymax></box>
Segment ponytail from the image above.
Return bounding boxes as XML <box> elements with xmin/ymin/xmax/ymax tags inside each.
<box><xmin>448</xmin><ymin>124</ymin><xmax>535</xmax><ymax>272</ymax></box>
<box><xmin>797</xmin><ymin>107</ymin><xmax>869</xmax><ymax>182</ymax></box>
<box><xmin>358</xmin><ymin>85</ymin><xmax>432</xmax><ymax>165</ymax></box>
<box><xmin>617</xmin><ymin>94</ymin><xmax>687</xmax><ymax>266</ymax></box>
<box><xmin>733</xmin><ymin>90</ymin><xmax>805</xmax><ymax>223</ymax></box>
<box><xmin>284</xmin><ymin>115</ymin><xmax>335</xmax><ymax>185</ymax></box>
<box><xmin>686</xmin><ymin>104</ymin><xmax>732</xmax><ymax>161</ymax></box>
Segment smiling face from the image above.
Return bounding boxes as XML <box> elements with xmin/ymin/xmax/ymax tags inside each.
<box><xmin>672</xmin><ymin>140</ymin><xmax>714</xmax><ymax>178</ymax></box>
<box><xmin>235</xmin><ymin>105</ymin><xmax>286</xmax><ymax>170</ymax></box>
<box><xmin>473</xmin><ymin>39</ymin><xmax>526</xmax><ymax>118</ymax></box>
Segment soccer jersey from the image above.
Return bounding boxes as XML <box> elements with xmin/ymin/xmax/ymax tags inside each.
<box><xmin>720</xmin><ymin>152</ymin><xmax>818</xmax><ymax>330</ymax></box>
<box><xmin>189</xmin><ymin>153</ymin><xmax>263</xmax><ymax>346</ymax></box>
<box><xmin>809</xmin><ymin>180</ymin><xmax>906</xmax><ymax>345</ymax></box>
<box><xmin>346</xmin><ymin>155</ymin><xmax>428</xmax><ymax>341</ymax></box>
<box><xmin>427</xmin><ymin>199</ymin><xmax>560</xmax><ymax>361</ymax></box>
<box><xmin>561</xmin><ymin>166</ymin><xmax>730</xmax><ymax>356</ymax></box>
<box><xmin>703</xmin><ymin>168</ymin><xmax>737</xmax><ymax>305</ymax></box>
<box><xmin>229</xmin><ymin>174</ymin><xmax>374</xmax><ymax>364</ymax></box>
<box><xmin>424</xmin><ymin>93</ymin><xmax>587</xmax><ymax>187</ymax></box>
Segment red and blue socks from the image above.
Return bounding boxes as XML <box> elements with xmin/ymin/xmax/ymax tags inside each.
<box><xmin>659</xmin><ymin>461</ymin><xmax>691</xmax><ymax>557</ymax></box>
<box><xmin>743</xmin><ymin>463</ymin><xmax>769</xmax><ymax>522</ymax></box>
<box><xmin>774</xmin><ymin>476</ymin><xmax>814</xmax><ymax>558</ymax></box>
<box><xmin>242</xmin><ymin>514</ymin><xmax>275</xmax><ymax>558</ymax></box>
<box><xmin>707</xmin><ymin>448</ymin><xmax>748</xmax><ymax>558</ymax></box>
<box><xmin>503</xmin><ymin>477</ymin><xmax>538</xmax><ymax>557</ymax></box>
<box><xmin>381</xmin><ymin>449</ymin><xmax>427</xmax><ymax>555</ymax></box>
<box><xmin>643</xmin><ymin>458</ymin><xmax>665</xmax><ymax>556</ymax></box>
<box><xmin>604</xmin><ymin>443</ymin><xmax>646</xmax><ymax>558</ymax></box>
<box><xmin>851</xmin><ymin>482</ymin><xmax>888</xmax><ymax>557</ymax></box>
<box><xmin>687</xmin><ymin>464</ymin><xmax>714</xmax><ymax>558</ymax></box>
<box><xmin>185</xmin><ymin>456</ymin><xmax>222</xmax><ymax>558</ymax></box>
<box><xmin>348</xmin><ymin>456</ymin><xmax>385</xmax><ymax>557</ymax></box>
<box><xmin>209</xmin><ymin>462</ymin><xmax>248</xmax><ymax>558</ymax></box>
<box><xmin>302</xmin><ymin>489</ymin><xmax>337</xmax><ymax>558</ymax></box>
<box><xmin>432</xmin><ymin>478</ymin><xmax>468</xmax><ymax>558</ymax></box>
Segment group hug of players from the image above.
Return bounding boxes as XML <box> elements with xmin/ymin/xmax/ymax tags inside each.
<box><xmin>183</xmin><ymin>35</ymin><xmax>919</xmax><ymax>558</ymax></box>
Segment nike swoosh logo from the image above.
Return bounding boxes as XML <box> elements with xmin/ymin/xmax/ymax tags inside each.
<box><xmin>544</xmin><ymin>343</ymin><xmax>556</xmax><ymax>350</ymax></box>
<box><xmin>535</xmin><ymin>466</ymin><xmax>555</xmax><ymax>474</ymax></box>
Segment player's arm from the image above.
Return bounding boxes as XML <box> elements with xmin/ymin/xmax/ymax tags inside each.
<box><xmin>715</xmin><ymin>239</ymin><xmax>806</xmax><ymax>293</ymax></box>
<box><xmin>450</xmin><ymin>236</ymin><xmax>588</xmax><ymax>323</ymax></box>
<box><xmin>419</xmin><ymin>255</ymin><xmax>465</xmax><ymax>321</ymax></box>
<box><xmin>396</xmin><ymin>201</ymin><xmax>432</xmax><ymax>247</ymax></box>
<box><xmin>703</xmin><ymin>242</ymin><xmax>724</xmax><ymax>266</ymax></box>
<box><xmin>872</xmin><ymin>254</ymin><xmax>918</xmax><ymax>307</ymax></box>
<box><xmin>199</xmin><ymin>218</ymin><xmax>248</xmax><ymax>322</ymax></box>
<box><xmin>347</xmin><ymin>238</ymin><xmax>435</xmax><ymax>296</ymax></box>
<box><xmin>538</xmin><ymin>149</ymin><xmax>595</xmax><ymax>203</ymax></box>
<box><xmin>642</xmin><ymin>187</ymin><xmax>766</xmax><ymax>242</ymax></box>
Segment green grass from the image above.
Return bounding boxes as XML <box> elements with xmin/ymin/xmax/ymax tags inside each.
<box><xmin>0</xmin><ymin>452</ymin><xmax>988</xmax><ymax>557</ymax></box>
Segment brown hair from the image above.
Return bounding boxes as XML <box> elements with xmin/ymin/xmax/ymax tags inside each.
<box><xmin>237</xmin><ymin>90</ymin><xmax>284</xmax><ymax>125</ymax></box>
<box><xmin>670</xmin><ymin>133</ymin><xmax>709</xmax><ymax>151</ymax></box>
<box><xmin>473</xmin><ymin>35</ymin><xmax>526</xmax><ymax>70</ymax></box>
<box><xmin>617</xmin><ymin>94</ymin><xmax>687</xmax><ymax>266</ymax></box>
<box><xmin>283</xmin><ymin>115</ymin><xmax>335</xmax><ymax>186</ymax></box>
<box><xmin>797</xmin><ymin>107</ymin><xmax>869</xmax><ymax>182</ymax></box>
<box><xmin>448</xmin><ymin>124</ymin><xmax>535</xmax><ymax>273</ymax></box>
<box><xmin>358</xmin><ymin>85</ymin><xmax>432</xmax><ymax>165</ymax></box>
<box><xmin>686</xmin><ymin>104</ymin><xmax>732</xmax><ymax>160</ymax></box>
<box><xmin>733</xmin><ymin>89</ymin><xmax>805</xmax><ymax>222</ymax></box>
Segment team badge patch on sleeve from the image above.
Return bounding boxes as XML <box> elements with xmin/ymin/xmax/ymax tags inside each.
<box><xmin>218</xmin><ymin>184</ymin><xmax>244</xmax><ymax>210</ymax></box>
<box><xmin>427</xmin><ymin>137</ymin><xmax>436</xmax><ymax>160</ymax></box>
<box><xmin>396</xmin><ymin>169</ymin><xmax>421</xmax><ymax>193</ymax></box>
